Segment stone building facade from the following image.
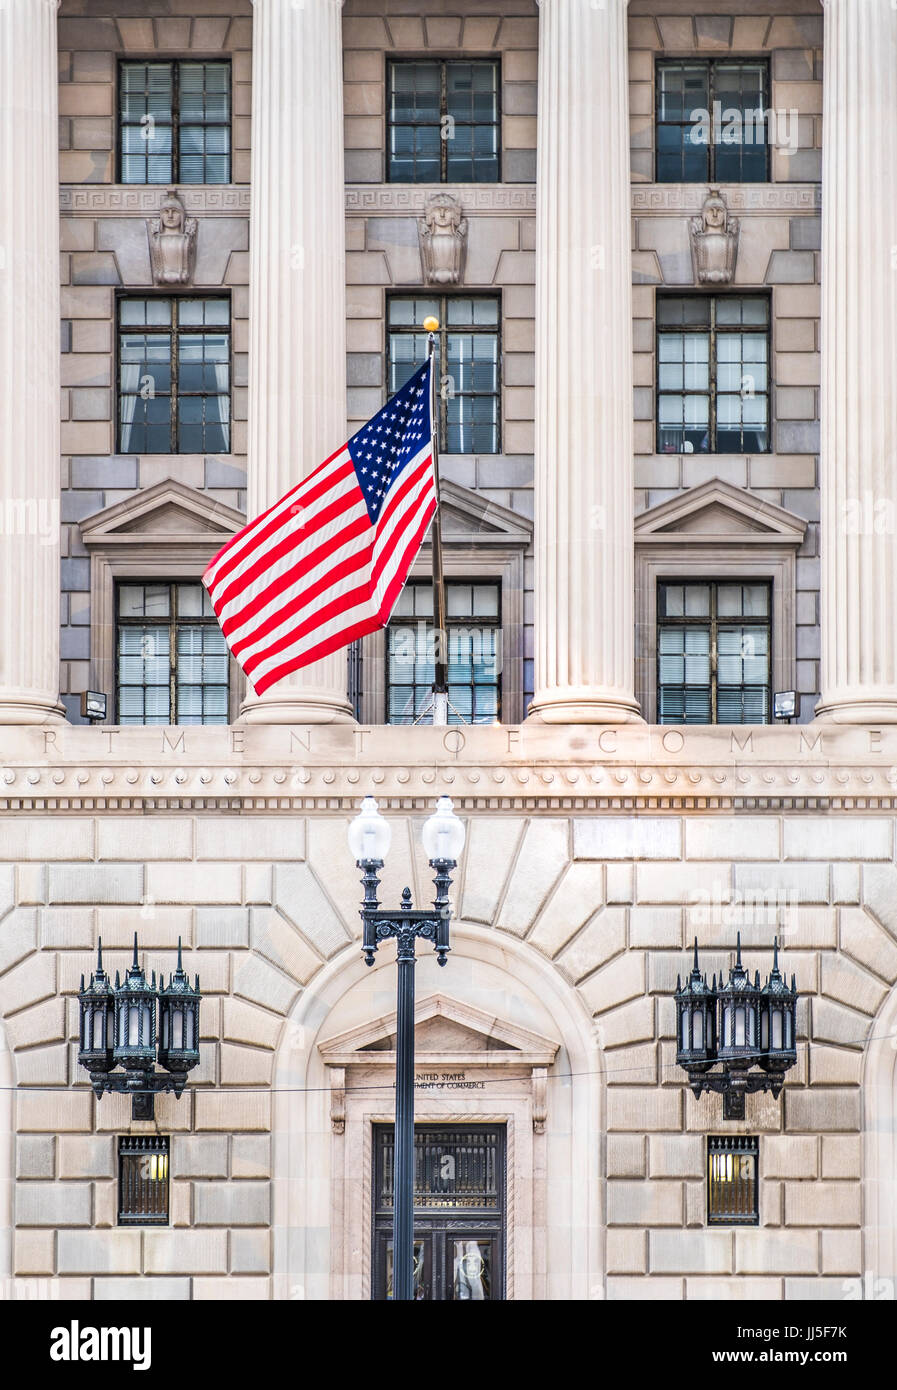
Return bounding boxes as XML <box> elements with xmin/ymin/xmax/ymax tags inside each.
<box><xmin>1</xmin><ymin>0</ymin><xmax>896</xmax><ymax>1301</ymax></box>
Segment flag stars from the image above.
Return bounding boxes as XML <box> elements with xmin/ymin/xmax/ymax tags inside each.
<box><xmin>348</xmin><ymin>362</ymin><xmax>433</xmax><ymax>522</ymax></box>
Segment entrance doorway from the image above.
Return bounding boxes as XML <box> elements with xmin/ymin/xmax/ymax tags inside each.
<box><xmin>372</xmin><ymin>1123</ymin><xmax>506</xmax><ymax>1300</ymax></box>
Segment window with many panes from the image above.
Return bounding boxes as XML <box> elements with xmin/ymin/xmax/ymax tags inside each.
<box><xmin>655</xmin><ymin>60</ymin><xmax>770</xmax><ymax>183</ymax></box>
<box><xmin>657</xmin><ymin>296</ymin><xmax>769</xmax><ymax>454</ymax></box>
<box><xmin>388</xmin><ymin>296</ymin><xmax>500</xmax><ymax>454</ymax></box>
<box><xmin>387</xmin><ymin>59</ymin><xmax>500</xmax><ymax>183</ymax></box>
<box><xmin>707</xmin><ymin>1136</ymin><xmax>759</xmax><ymax>1226</ymax></box>
<box><xmin>119</xmin><ymin>61</ymin><xmax>231</xmax><ymax>184</ymax></box>
<box><xmin>118</xmin><ymin>297</ymin><xmax>230</xmax><ymax>454</ymax></box>
<box><xmin>657</xmin><ymin>580</ymin><xmax>771</xmax><ymax>725</ymax></box>
<box><xmin>116</xmin><ymin>581</ymin><xmax>229</xmax><ymax>725</ymax></box>
<box><xmin>387</xmin><ymin>580</ymin><xmax>501</xmax><ymax>725</ymax></box>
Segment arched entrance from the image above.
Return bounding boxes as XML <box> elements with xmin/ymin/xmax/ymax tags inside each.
<box><xmin>272</xmin><ymin>923</ymin><xmax>602</xmax><ymax>1300</ymax></box>
<box><xmin>0</xmin><ymin>1019</ymin><xmax>11</xmax><ymax>1286</ymax></box>
<box><xmin>863</xmin><ymin>983</ymin><xmax>897</xmax><ymax>1293</ymax></box>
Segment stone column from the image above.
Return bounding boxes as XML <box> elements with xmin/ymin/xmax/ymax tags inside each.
<box><xmin>529</xmin><ymin>0</ymin><xmax>642</xmax><ymax>724</ymax></box>
<box><xmin>817</xmin><ymin>0</ymin><xmax>897</xmax><ymax>722</ymax></box>
<box><xmin>0</xmin><ymin>0</ymin><xmax>65</xmax><ymax>724</ymax></box>
<box><xmin>241</xmin><ymin>0</ymin><xmax>354</xmax><ymax>723</ymax></box>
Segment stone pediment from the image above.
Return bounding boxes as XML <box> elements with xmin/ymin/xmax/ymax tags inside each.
<box><xmin>80</xmin><ymin>479</ymin><xmax>246</xmax><ymax>549</ymax></box>
<box><xmin>433</xmin><ymin>480</ymin><xmax>532</xmax><ymax>547</ymax></box>
<box><xmin>635</xmin><ymin>479</ymin><xmax>807</xmax><ymax>547</ymax></box>
<box><xmin>318</xmin><ymin>994</ymin><xmax>559</xmax><ymax>1068</ymax></box>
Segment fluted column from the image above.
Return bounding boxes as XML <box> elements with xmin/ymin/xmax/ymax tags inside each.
<box><xmin>817</xmin><ymin>0</ymin><xmax>897</xmax><ymax>722</ymax></box>
<box><xmin>241</xmin><ymin>0</ymin><xmax>353</xmax><ymax>723</ymax></box>
<box><xmin>529</xmin><ymin>0</ymin><xmax>642</xmax><ymax>724</ymax></box>
<box><xmin>0</xmin><ymin>0</ymin><xmax>65</xmax><ymax>724</ymax></box>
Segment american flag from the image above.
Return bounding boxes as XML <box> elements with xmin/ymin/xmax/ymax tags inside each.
<box><xmin>203</xmin><ymin>360</ymin><xmax>436</xmax><ymax>695</ymax></box>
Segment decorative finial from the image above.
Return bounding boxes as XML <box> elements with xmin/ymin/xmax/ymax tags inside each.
<box><xmin>132</xmin><ymin>932</ymin><xmax>139</xmax><ymax>970</ymax></box>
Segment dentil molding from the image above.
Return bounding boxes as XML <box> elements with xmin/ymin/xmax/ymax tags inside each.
<box><xmin>0</xmin><ymin>723</ymin><xmax>895</xmax><ymax>811</ymax></box>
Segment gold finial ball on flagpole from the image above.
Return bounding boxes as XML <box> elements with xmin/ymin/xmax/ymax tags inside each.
<box><xmin>422</xmin><ymin>315</ymin><xmax>439</xmax><ymax>332</ymax></box>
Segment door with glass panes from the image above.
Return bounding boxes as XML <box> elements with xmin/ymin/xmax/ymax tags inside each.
<box><xmin>372</xmin><ymin>1124</ymin><xmax>506</xmax><ymax>1300</ymax></box>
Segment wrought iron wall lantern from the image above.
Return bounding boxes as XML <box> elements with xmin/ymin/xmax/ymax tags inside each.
<box><xmin>675</xmin><ymin>933</ymin><xmax>797</xmax><ymax>1119</ymax></box>
<box><xmin>78</xmin><ymin>935</ymin><xmax>201</xmax><ymax>1119</ymax></box>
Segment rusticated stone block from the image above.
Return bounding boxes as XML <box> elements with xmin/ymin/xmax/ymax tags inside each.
<box><xmin>735</xmin><ymin>1228</ymin><xmax>818</xmax><ymax>1275</ymax></box>
<box><xmin>608</xmin><ymin>1180</ymin><xmax>683</xmax><ymax>1227</ymax></box>
<box><xmin>649</xmin><ymin>1229</ymin><xmax>733</xmax><ymax>1275</ymax></box>
<box><xmin>94</xmin><ymin>1278</ymin><xmax>190</xmax><ymax>1301</ymax></box>
<box><xmin>58</xmin><ymin>1136</ymin><xmax>114</xmax><ymax>1180</ymax></box>
<box><xmin>58</xmin><ymin>1230</ymin><xmax>141</xmax><ymax>1275</ymax></box>
<box><xmin>194</xmin><ymin>1181</ymin><xmax>270</xmax><ymax>1227</ymax></box>
<box><xmin>144</xmin><ymin>1230</ymin><xmax>227</xmax><ymax>1276</ymax></box>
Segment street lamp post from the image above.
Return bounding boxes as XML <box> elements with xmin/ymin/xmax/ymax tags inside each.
<box><xmin>348</xmin><ymin>795</ymin><xmax>466</xmax><ymax>1301</ymax></box>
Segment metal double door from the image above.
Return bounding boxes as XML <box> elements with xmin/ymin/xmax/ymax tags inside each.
<box><xmin>372</xmin><ymin>1123</ymin><xmax>506</xmax><ymax>1301</ymax></box>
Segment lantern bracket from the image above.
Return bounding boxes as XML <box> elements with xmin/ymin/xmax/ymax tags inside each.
<box><xmin>85</xmin><ymin>1068</ymin><xmax>190</xmax><ymax>1120</ymax></box>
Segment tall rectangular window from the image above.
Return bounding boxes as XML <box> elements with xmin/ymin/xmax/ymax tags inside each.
<box><xmin>388</xmin><ymin>59</ymin><xmax>500</xmax><ymax>183</ymax></box>
<box><xmin>119</xmin><ymin>61</ymin><xmax>231</xmax><ymax>184</ymax></box>
<box><xmin>656</xmin><ymin>60</ymin><xmax>770</xmax><ymax>183</ymax></box>
<box><xmin>388</xmin><ymin>296</ymin><xmax>500</xmax><ymax>454</ymax></box>
<box><xmin>658</xmin><ymin>580</ymin><xmax>771</xmax><ymax>725</ymax></box>
<box><xmin>116</xmin><ymin>581</ymin><xmax>229</xmax><ymax>725</ymax></box>
<box><xmin>387</xmin><ymin>580</ymin><xmax>501</xmax><ymax>725</ymax></box>
<box><xmin>707</xmin><ymin>1136</ymin><xmax>759</xmax><ymax>1225</ymax></box>
<box><xmin>657</xmin><ymin>296</ymin><xmax>769</xmax><ymax>454</ymax></box>
<box><xmin>118</xmin><ymin>297</ymin><xmax>230</xmax><ymax>454</ymax></box>
<box><xmin>118</xmin><ymin>1136</ymin><xmax>170</xmax><ymax>1226</ymax></box>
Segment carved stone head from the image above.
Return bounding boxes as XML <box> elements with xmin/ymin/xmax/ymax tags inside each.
<box><xmin>418</xmin><ymin>192</ymin><xmax>468</xmax><ymax>286</ymax></box>
<box><xmin>158</xmin><ymin>188</ymin><xmax>186</xmax><ymax>232</ymax></box>
<box><xmin>690</xmin><ymin>186</ymin><xmax>739</xmax><ymax>285</ymax></box>
<box><xmin>148</xmin><ymin>188</ymin><xmax>197</xmax><ymax>287</ymax></box>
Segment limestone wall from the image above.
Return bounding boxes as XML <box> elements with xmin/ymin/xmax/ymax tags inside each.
<box><xmin>3</xmin><ymin>717</ymin><xmax>894</xmax><ymax>1298</ymax></box>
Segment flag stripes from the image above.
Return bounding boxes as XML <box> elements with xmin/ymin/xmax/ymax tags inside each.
<box><xmin>204</xmin><ymin>360</ymin><xmax>436</xmax><ymax>695</ymax></box>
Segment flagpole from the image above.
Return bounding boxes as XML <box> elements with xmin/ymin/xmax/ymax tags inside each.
<box><xmin>423</xmin><ymin>316</ymin><xmax>449</xmax><ymax>727</ymax></box>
